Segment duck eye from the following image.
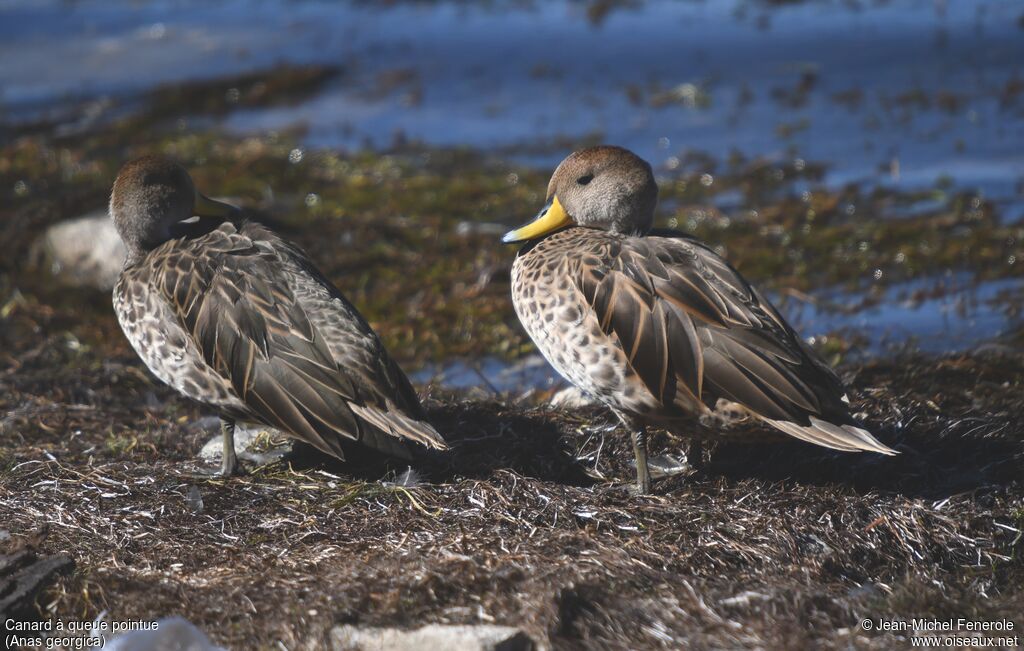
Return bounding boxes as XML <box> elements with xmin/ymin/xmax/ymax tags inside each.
<box><xmin>577</xmin><ymin>174</ymin><xmax>594</xmax><ymax>185</ymax></box>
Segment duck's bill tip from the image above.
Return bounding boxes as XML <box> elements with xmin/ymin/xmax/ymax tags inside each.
<box><xmin>502</xmin><ymin>229</ymin><xmax>526</xmax><ymax>244</ymax></box>
<box><xmin>501</xmin><ymin>196</ymin><xmax>571</xmax><ymax>244</ymax></box>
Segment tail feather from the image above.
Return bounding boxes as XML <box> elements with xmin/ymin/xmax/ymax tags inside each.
<box><xmin>762</xmin><ymin>416</ymin><xmax>897</xmax><ymax>455</ymax></box>
<box><xmin>349</xmin><ymin>402</ymin><xmax>448</xmax><ymax>452</ymax></box>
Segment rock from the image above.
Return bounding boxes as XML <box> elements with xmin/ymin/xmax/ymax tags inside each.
<box><xmin>647</xmin><ymin>454</ymin><xmax>690</xmax><ymax>479</ymax></box>
<box><xmin>104</xmin><ymin>616</ymin><xmax>224</xmax><ymax>651</ymax></box>
<box><xmin>329</xmin><ymin>624</ymin><xmax>534</xmax><ymax>651</ymax></box>
<box><xmin>796</xmin><ymin>533</ymin><xmax>834</xmax><ymax>558</ymax></box>
<box><xmin>198</xmin><ymin>424</ymin><xmax>292</xmax><ymax>465</ymax></box>
<box><xmin>185</xmin><ymin>485</ymin><xmax>204</xmax><ymax>513</ymax></box>
<box><xmin>30</xmin><ymin>210</ymin><xmax>127</xmax><ymax>290</ymax></box>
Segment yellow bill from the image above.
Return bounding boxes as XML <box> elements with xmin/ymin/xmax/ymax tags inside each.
<box><xmin>502</xmin><ymin>196</ymin><xmax>572</xmax><ymax>243</ymax></box>
<box><xmin>193</xmin><ymin>191</ymin><xmax>238</xmax><ymax>218</ymax></box>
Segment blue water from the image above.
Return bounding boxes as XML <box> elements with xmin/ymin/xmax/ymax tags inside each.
<box><xmin>2</xmin><ymin>0</ymin><xmax>1023</xmax><ymax>366</ymax></box>
<box><xmin>417</xmin><ymin>274</ymin><xmax>1024</xmax><ymax>394</ymax></box>
<box><xmin>2</xmin><ymin>0</ymin><xmax>1023</xmax><ymax>208</ymax></box>
<box><xmin>782</xmin><ymin>274</ymin><xmax>1024</xmax><ymax>352</ymax></box>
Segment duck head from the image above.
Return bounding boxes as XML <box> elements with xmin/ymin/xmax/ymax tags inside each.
<box><xmin>503</xmin><ymin>145</ymin><xmax>658</xmax><ymax>243</ymax></box>
<box><xmin>110</xmin><ymin>155</ymin><xmax>237</xmax><ymax>262</ymax></box>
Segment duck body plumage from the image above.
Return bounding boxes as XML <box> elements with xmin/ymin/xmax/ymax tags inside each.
<box><xmin>114</xmin><ymin>220</ymin><xmax>444</xmax><ymax>461</ymax></box>
<box><xmin>511</xmin><ymin>225</ymin><xmax>893</xmax><ymax>455</ymax></box>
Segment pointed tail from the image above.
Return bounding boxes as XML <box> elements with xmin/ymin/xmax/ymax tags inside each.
<box><xmin>761</xmin><ymin>416</ymin><xmax>897</xmax><ymax>455</ymax></box>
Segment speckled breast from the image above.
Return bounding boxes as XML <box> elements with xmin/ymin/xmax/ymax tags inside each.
<box><xmin>510</xmin><ymin>229</ymin><xmax>664</xmax><ymax>417</ymax></box>
<box><xmin>113</xmin><ymin>265</ymin><xmax>243</xmax><ymax>413</ymax></box>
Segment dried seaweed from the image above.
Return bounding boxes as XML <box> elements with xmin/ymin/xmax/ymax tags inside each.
<box><xmin>2</xmin><ymin>319</ymin><xmax>1022</xmax><ymax>648</ymax></box>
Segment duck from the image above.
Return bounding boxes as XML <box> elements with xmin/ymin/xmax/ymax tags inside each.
<box><xmin>502</xmin><ymin>145</ymin><xmax>895</xmax><ymax>493</ymax></box>
<box><xmin>110</xmin><ymin>155</ymin><xmax>446</xmax><ymax>476</ymax></box>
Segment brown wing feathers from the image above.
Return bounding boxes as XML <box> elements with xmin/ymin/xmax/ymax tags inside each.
<box><xmin>578</xmin><ymin>243</ymin><xmax>690</xmax><ymax>406</ymax></box>
<box><xmin>155</xmin><ymin>225</ymin><xmax>442</xmax><ymax>459</ymax></box>
<box><xmin>574</xmin><ymin>235</ymin><xmax>851</xmax><ymax>427</ymax></box>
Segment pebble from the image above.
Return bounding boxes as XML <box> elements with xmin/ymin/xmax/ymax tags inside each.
<box><xmin>198</xmin><ymin>424</ymin><xmax>292</xmax><ymax>465</ymax></box>
<box><xmin>104</xmin><ymin>616</ymin><xmax>224</xmax><ymax>651</ymax></box>
<box><xmin>30</xmin><ymin>210</ymin><xmax>126</xmax><ymax>290</ymax></box>
<box><xmin>329</xmin><ymin>624</ymin><xmax>534</xmax><ymax>651</ymax></box>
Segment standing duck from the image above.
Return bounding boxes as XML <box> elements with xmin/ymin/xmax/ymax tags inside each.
<box><xmin>503</xmin><ymin>146</ymin><xmax>895</xmax><ymax>493</ymax></box>
<box><xmin>111</xmin><ymin>156</ymin><xmax>446</xmax><ymax>476</ymax></box>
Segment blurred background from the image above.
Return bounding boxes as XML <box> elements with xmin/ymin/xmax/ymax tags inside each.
<box><xmin>2</xmin><ymin>0</ymin><xmax>1024</xmax><ymax>393</ymax></box>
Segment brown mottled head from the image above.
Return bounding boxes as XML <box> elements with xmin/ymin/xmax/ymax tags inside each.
<box><xmin>110</xmin><ymin>156</ymin><xmax>236</xmax><ymax>261</ymax></box>
<box><xmin>503</xmin><ymin>146</ymin><xmax>658</xmax><ymax>243</ymax></box>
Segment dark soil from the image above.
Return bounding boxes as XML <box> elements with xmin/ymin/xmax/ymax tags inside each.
<box><xmin>2</xmin><ymin>282</ymin><xmax>1023</xmax><ymax>648</ymax></box>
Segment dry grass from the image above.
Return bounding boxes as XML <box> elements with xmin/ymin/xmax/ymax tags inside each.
<box><xmin>2</xmin><ymin>290</ymin><xmax>1022</xmax><ymax>649</ymax></box>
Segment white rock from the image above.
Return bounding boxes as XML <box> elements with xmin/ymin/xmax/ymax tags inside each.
<box><xmin>329</xmin><ymin>624</ymin><xmax>533</xmax><ymax>651</ymax></box>
<box><xmin>647</xmin><ymin>454</ymin><xmax>691</xmax><ymax>479</ymax></box>
<box><xmin>199</xmin><ymin>424</ymin><xmax>292</xmax><ymax>464</ymax></box>
<box><xmin>31</xmin><ymin>210</ymin><xmax>127</xmax><ymax>290</ymax></box>
<box><xmin>103</xmin><ymin>616</ymin><xmax>224</xmax><ymax>651</ymax></box>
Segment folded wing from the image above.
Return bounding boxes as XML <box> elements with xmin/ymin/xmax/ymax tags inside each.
<box><xmin>154</xmin><ymin>223</ymin><xmax>445</xmax><ymax>459</ymax></box>
<box><xmin>573</xmin><ymin>232</ymin><xmax>895</xmax><ymax>454</ymax></box>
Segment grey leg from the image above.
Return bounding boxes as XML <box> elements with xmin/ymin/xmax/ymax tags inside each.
<box><xmin>220</xmin><ymin>417</ymin><xmax>238</xmax><ymax>477</ymax></box>
<box><xmin>613</xmin><ymin>410</ymin><xmax>653</xmax><ymax>494</ymax></box>
<box><xmin>631</xmin><ymin>426</ymin><xmax>651</xmax><ymax>495</ymax></box>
